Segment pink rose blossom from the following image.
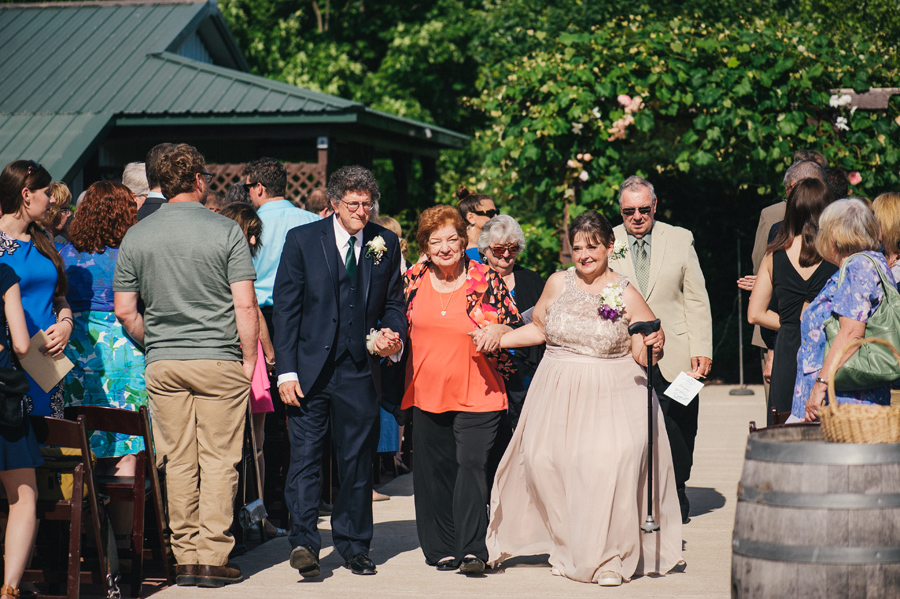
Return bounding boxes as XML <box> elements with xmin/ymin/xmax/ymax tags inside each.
<box><xmin>848</xmin><ymin>171</ymin><xmax>862</xmax><ymax>186</ymax></box>
<box><xmin>617</xmin><ymin>94</ymin><xmax>631</xmax><ymax>106</ymax></box>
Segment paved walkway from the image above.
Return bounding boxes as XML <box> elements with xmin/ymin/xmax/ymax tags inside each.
<box><xmin>157</xmin><ymin>385</ymin><xmax>765</xmax><ymax>598</ymax></box>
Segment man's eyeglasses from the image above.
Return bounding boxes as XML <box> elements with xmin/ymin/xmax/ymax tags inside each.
<box><xmin>621</xmin><ymin>206</ymin><xmax>652</xmax><ymax>217</ymax></box>
<box><xmin>341</xmin><ymin>199</ymin><xmax>375</xmax><ymax>213</ymax></box>
<box><xmin>489</xmin><ymin>244</ymin><xmax>520</xmax><ymax>256</ymax></box>
<box><xmin>199</xmin><ymin>172</ymin><xmax>213</xmax><ymax>183</ymax></box>
<box><xmin>472</xmin><ymin>208</ymin><xmax>499</xmax><ymax>218</ymax></box>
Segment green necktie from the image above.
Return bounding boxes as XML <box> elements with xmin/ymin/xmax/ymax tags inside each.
<box><xmin>345</xmin><ymin>236</ymin><xmax>357</xmax><ymax>278</ymax></box>
<box><xmin>634</xmin><ymin>239</ymin><xmax>649</xmax><ymax>294</ymax></box>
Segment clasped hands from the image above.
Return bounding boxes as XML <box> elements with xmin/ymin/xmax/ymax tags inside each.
<box><xmin>467</xmin><ymin>324</ymin><xmax>508</xmax><ymax>353</ymax></box>
<box><xmin>372</xmin><ymin>328</ymin><xmax>402</xmax><ymax>357</ymax></box>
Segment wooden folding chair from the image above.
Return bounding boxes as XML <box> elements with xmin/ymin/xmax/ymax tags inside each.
<box><xmin>63</xmin><ymin>405</ymin><xmax>173</xmax><ymax>596</ymax></box>
<box><xmin>17</xmin><ymin>415</ymin><xmax>111</xmax><ymax>599</ymax></box>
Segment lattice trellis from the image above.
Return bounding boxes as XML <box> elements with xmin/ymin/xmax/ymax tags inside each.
<box><xmin>206</xmin><ymin>162</ymin><xmax>326</xmax><ymax>201</ymax></box>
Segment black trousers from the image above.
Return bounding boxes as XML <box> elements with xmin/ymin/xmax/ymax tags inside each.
<box><xmin>651</xmin><ymin>365</ymin><xmax>698</xmax><ymax>493</ymax></box>
<box><xmin>284</xmin><ymin>353</ymin><xmax>379</xmax><ymax>560</ymax></box>
<box><xmin>411</xmin><ymin>407</ymin><xmax>501</xmax><ymax>565</ymax></box>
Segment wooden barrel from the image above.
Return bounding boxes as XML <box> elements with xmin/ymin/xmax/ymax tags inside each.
<box><xmin>732</xmin><ymin>425</ymin><xmax>900</xmax><ymax>598</ymax></box>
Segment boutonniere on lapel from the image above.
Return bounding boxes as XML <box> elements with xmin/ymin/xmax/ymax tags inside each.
<box><xmin>611</xmin><ymin>238</ymin><xmax>628</xmax><ymax>260</ymax></box>
<box><xmin>365</xmin><ymin>235</ymin><xmax>387</xmax><ymax>265</ymax></box>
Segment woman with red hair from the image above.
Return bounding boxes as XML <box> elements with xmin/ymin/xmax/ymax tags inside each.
<box><xmin>401</xmin><ymin>204</ymin><xmax>520</xmax><ymax>574</ymax></box>
<box><xmin>60</xmin><ymin>181</ymin><xmax>147</xmax><ymax>472</ymax></box>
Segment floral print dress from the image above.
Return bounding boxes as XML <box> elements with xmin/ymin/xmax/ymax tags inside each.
<box><xmin>60</xmin><ymin>244</ymin><xmax>148</xmax><ymax>457</ymax></box>
<box><xmin>791</xmin><ymin>251</ymin><xmax>895</xmax><ymax>419</ymax></box>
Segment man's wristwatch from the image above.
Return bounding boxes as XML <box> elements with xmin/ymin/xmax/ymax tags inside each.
<box><xmin>815</xmin><ymin>376</ymin><xmax>829</xmax><ymax>386</ymax></box>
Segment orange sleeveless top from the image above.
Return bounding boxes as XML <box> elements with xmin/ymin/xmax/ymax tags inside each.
<box><xmin>401</xmin><ymin>276</ymin><xmax>506</xmax><ymax>413</ymax></box>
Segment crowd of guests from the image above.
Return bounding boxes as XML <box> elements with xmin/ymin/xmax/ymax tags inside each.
<box><xmin>743</xmin><ymin>150</ymin><xmax>898</xmax><ymax>424</ymax></box>
<box><xmin>0</xmin><ymin>141</ymin><xmax>722</xmax><ymax>595</ymax></box>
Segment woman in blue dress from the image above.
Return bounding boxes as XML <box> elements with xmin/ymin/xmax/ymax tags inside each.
<box><xmin>793</xmin><ymin>198</ymin><xmax>895</xmax><ymax>421</ymax></box>
<box><xmin>0</xmin><ymin>160</ymin><xmax>72</xmax><ymax>418</ymax></box>
<box><xmin>0</xmin><ymin>262</ymin><xmax>43</xmax><ymax>599</ymax></box>
<box><xmin>60</xmin><ymin>181</ymin><xmax>148</xmax><ymax>465</ymax></box>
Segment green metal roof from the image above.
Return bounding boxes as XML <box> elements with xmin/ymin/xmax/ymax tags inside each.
<box><xmin>0</xmin><ymin>113</ymin><xmax>113</xmax><ymax>181</ymax></box>
<box><xmin>0</xmin><ymin>0</ymin><xmax>467</xmax><ymax>180</ymax></box>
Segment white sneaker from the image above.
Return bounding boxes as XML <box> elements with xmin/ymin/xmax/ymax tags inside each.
<box><xmin>596</xmin><ymin>571</ymin><xmax>623</xmax><ymax>586</ymax></box>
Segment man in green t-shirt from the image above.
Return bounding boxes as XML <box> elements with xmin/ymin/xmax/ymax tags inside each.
<box><xmin>114</xmin><ymin>144</ymin><xmax>258</xmax><ymax>589</ymax></box>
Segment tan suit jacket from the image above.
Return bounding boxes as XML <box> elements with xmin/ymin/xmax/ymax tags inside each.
<box><xmin>749</xmin><ymin>200</ymin><xmax>785</xmax><ymax>348</ymax></box>
<box><xmin>610</xmin><ymin>221</ymin><xmax>713</xmax><ymax>382</ymax></box>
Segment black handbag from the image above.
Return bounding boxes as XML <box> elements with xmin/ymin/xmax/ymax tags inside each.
<box><xmin>0</xmin><ymin>365</ymin><xmax>30</xmax><ymax>428</ymax></box>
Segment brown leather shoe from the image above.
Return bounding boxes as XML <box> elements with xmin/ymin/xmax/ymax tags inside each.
<box><xmin>196</xmin><ymin>562</ymin><xmax>244</xmax><ymax>587</ymax></box>
<box><xmin>175</xmin><ymin>564</ymin><xmax>199</xmax><ymax>586</ymax></box>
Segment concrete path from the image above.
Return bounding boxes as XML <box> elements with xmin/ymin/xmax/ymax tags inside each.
<box><xmin>156</xmin><ymin>385</ymin><xmax>765</xmax><ymax>598</ymax></box>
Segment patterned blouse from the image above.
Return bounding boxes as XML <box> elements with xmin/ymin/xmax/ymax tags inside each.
<box><xmin>404</xmin><ymin>257</ymin><xmax>522</xmax><ymax>378</ymax></box>
<box><xmin>791</xmin><ymin>251</ymin><xmax>895</xmax><ymax>418</ymax></box>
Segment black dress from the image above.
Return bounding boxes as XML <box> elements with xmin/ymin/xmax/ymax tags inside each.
<box><xmin>768</xmin><ymin>251</ymin><xmax>838</xmax><ymax>416</ymax></box>
<box><xmin>0</xmin><ymin>263</ymin><xmax>44</xmax><ymax>470</ymax></box>
<box><xmin>505</xmin><ymin>266</ymin><xmax>546</xmax><ymax>429</ymax></box>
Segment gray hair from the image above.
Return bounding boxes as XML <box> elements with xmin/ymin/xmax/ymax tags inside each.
<box><xmin>327</xmin><ymin>165</ymin><xmax>381</xmax><ymax>206</ymax></box>
<box><xmin>122</xmin><ymin>162</ymin><xmax>149</xmax><ymax>197</ymax></box>
<box><xmin>784</xmin><ymin>160</ymin><xmax>826</xmax><ymax>188</ymax></box>
<box><xmin>618</xmin><ymin>175</ymin><xmax>656</xmax><ymax>205</ymax></box>
<box><xmin>477</xmin><ymin>215</ymin><xmax>526</xmax><ymax>255</ymax></box>
<box><xmin>816</xmin><ymin>198</ymin><xmax>880</xmax><ymax>260</ymax></box>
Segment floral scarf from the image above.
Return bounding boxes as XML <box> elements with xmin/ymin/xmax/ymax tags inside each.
<box><xmin>403</xmin><ymin>257</ymin><xmax>522</xmax><ymax>379</ymax></box>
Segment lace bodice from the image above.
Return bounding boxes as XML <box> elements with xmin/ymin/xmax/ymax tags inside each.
<box><xmin>544</xmin><ymin>268</ymin><xmax>632</xmax><ymax>358</ymax></box>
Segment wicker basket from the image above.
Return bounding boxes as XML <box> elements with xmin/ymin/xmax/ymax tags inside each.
<box><xmin>821</xmin><ymin>337</ymin><xmax>900</xmax><ymax>443</ymax></box>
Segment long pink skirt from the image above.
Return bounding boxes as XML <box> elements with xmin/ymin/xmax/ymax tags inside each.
<box><xmin>486</xmin><ymin>347</ymin><xmax>683</xmax><ymax>582</ymax></box>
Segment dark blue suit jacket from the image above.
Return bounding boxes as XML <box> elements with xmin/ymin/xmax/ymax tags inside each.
<box><xmin>272</xmin><ymin>216</ymin><xmax>407</xmax><ymax>398</ymax></box>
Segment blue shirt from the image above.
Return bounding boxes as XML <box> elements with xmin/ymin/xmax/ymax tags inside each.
<box><xmin>60</xmin><ymin>244</ymin><xmax>118</xmax><ymax>312</ymax></box>
<box><xmin>254</xmin><ymin>200</ymin><xmax>320</xmax><ymax>307</ymax></box>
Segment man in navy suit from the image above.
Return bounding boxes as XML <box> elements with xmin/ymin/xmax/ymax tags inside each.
<box><xmin>273</xmin><ymin>166</ymin><xmax>406</xmax><ymax>578</ymax></box>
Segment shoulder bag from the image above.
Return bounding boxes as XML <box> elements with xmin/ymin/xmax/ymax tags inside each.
<box><xmin>823</xmin><ymin>252</ymin><xmax>900</xmax><ymax>391</ymax></box>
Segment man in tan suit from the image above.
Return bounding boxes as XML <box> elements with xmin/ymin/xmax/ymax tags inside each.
<box><xmin>608</xmin><ymin>175</ymin><xmax>712</xmax><ymax>523</ymax></box>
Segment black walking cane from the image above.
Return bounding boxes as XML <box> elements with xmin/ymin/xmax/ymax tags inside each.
<box><xmin>627</xmin><ymin>318</ymin><xmax>661</xmax><ymax>533</ymax></box>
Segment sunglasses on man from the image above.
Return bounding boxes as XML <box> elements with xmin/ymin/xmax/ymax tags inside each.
<box><xmin>621</xmin><ymin>206</ymin><xmax>652</xmax><ymax>216</ymax></box>
<box><xmin>472</xmin><ymin>208</ymin><xmax>499</xmax><ymax>218</ymax></box>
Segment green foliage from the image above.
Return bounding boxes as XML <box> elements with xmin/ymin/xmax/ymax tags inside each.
<box><xmin>464</xmin><ymin>15</ymin><xmax>900</xmax><ymax>277</ymax></box>
<box><xmin>219</xmin><ymin>0</ymin><xmax>484</xmax><ymax>129</ymax></box>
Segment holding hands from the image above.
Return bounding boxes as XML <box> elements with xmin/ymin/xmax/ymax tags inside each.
<box><xmin>468</xmin><ymin>324</ymin><xmax>512</xmax><ymax>353</ymax></box>
<box><xmin>373</xmin><ymin>328</ymin><xmax>402</xmax><ymax>357</ymax></box>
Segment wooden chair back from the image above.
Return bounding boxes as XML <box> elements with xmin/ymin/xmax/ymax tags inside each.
<box><xmin>63</xmin><ymin>405</ymin><xmax>173</xmax><ymax>595</ymax></box>
<box><xmin>26</xmin><ymin>414</ymin><xmax>110</xmax><ymax>599</ymax></box>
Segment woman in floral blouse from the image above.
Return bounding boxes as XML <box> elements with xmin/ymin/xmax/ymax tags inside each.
<box><xmin>794</xmin><ymin>198</ymin><xmax>896</xmax><ymax>421</ymax></box>
<box><xmin>401</xmin><ymin>204</ymin><xmax>520</xmax><ymax>575</ymax></box>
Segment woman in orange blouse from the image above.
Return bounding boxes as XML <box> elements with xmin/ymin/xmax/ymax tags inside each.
<box><xmin>401</xmin><ymin>205</ymin><xmax>520</xmax><ymax>575</ymax></box>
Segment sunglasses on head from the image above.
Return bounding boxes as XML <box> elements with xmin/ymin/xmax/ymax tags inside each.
<box><xmin>621</xmin><ymin>206</ymin><xmax>652</xmax><ymax>216</ymax></box>
<box><xmin>25</xmin><ymin>160</ymin><xmax>43</xmax><ymax>178</ymax></box>
<box><xmin>472</xmin><ymin>208</ymin><xmax>499</xmax><ymax>218</ymax></box>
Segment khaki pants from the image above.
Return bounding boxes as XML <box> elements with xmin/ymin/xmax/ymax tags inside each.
<box><xmin>145</xmin><ymin>359</ymin><xmax>249</xmax><ymax>566</ymax></box>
